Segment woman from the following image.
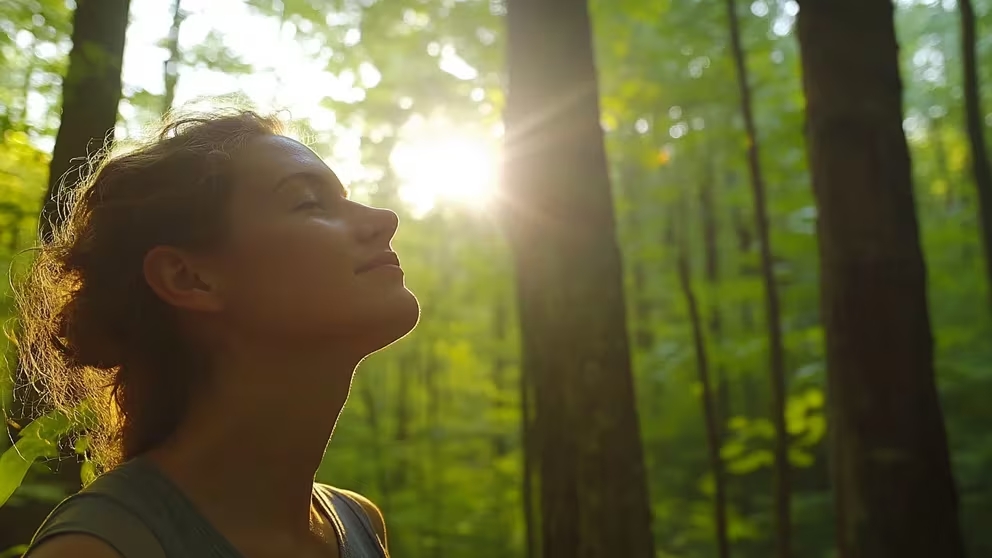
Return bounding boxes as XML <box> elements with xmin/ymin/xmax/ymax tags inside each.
<box><xmin>18</xmin><ymin>110</ymin><xmax>416</xmax><ymax>557</ymax></box>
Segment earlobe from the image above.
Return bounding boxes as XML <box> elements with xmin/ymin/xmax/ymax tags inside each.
<box><xmin>143</xmin><ymin>246</ymin><xmax>224</xmax><ymax>313</ymax></box>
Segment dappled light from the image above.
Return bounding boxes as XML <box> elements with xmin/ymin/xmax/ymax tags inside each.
<box><xmin>2</xmin><ymin>0</ymin><xmax>992</xmax><ymax>557</ymax></box>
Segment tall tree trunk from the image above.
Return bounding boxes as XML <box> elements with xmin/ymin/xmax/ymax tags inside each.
<box><xmin>359</xmin><ymin>381</ymin><xmax>391</xmax><ymax>512</ymax></box>
<box><xmin>620</xmin><ymin>164</ymin><xmax>655</xmax><ymax>351</ymax></box>
<box><xmin>960</xmin><ymin>0</ymin><xmax>992</xmax><ymax>303</ymax></box>
<box><xmin>424</xmin><ymin>350</ymin><xmax>444</xmax><ymax>558</ymax></box>
<box><xmin>488</xmin><ymin>296</ymin><xmax>512</xmax><ymax>557</ymax></box>
<box><xmin>501</xmin><ymin>0</ymin><xmax>655</xmax><ymax>556</ymax></box>
<box><xmin>677</xmin><ymin>250</ymin><xmax>731</xmax><ymax>558</ymax></box>
<box><xmin>520</xmin><ymin>341</ymin><xmax>538</xmax><ymax>558</ymax></box>
<box><xmin>42</xmin><ymin>0</ymin><xmax>130</xmax><ymax>241</ymax></box>
<box><xmin>724</xmin><ymin>1</ymin><xmax>791</xmax><ymax>555</ymax></box>
<box><xmin>162</xmin><ymin>0</ymin><xmax>185</xmax><ymax>115</ymax></box>
<box><xmin>700</xmin><ymin>161</ymin><xmax>730</xmax><ymax>436</ymax></box>
<box><xmin>392</xmin><ymin>351</ymin><xmax>413</xmax><ymax>490</ymax></box>
<box><xmin>796</xmin><ymin>2</ymin><xmax>966</xmax><ymax>557</ymax></box>
<box><xmin>13</xmin><ymin>36</ymin><xmax>36</xmax><ymax>130</ymax></box>
<box><xmin>491</xmin><ymin>297</ymin><xmax>511</xmax><ymax>458</ymax></box>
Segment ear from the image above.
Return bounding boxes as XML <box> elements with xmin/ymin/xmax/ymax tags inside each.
<box><xmin>143</xmin><ymin>246</ymin><xmax>224</xmax><ymax>313</ymax></box>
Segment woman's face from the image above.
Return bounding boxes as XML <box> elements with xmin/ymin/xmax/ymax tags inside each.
<box><xmin>211</xmin><ymin>135</ymin><xmax>419</xmax><ymax>355</ymax></box>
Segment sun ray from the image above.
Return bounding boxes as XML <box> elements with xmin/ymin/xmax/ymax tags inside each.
<box><xmin>390</xmin><ymin>119</ymin><xmax>500</xmax><ymax>217</ymax></box>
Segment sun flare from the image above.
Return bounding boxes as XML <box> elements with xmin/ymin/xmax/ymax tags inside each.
<box><xmin>390</xmin><ymin>121</ymin><xmax>500</xmax><ymax>217</ymax></box>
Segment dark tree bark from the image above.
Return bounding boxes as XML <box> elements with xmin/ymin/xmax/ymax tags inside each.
<box><xmin>796</xmin><ymin>2</ymin><xmax>966</xmax><ymax>557</ymax></box>
<box><xmin>724</xmin><ymin>1</ymin><xmax>791</xmax><ymax>555</ymax></box>
<box><xmin>959</xmin><ymin>0</ymin><xmax>992</xmax><ymax>303</ymax></box>
<box><xmin>501</xmin><ymin>0</ymin><xmax>655</xmax><ymax>556</ymax></box>
<box><xmin>42</xmin><ymin>0</ymin><xmax>130</xmax><ymax>241</ymax></box>
<box><xmin>162</xmin><ymin>0</ymin><xmax>185</xmax><ymax>115</ymax></box>
<box><xmin>677</xmin><ymin>251</ymin><xmax>731</xmax><ymax>558</ymax></box>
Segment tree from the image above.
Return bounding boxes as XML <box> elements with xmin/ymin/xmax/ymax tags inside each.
<box><xmin>162</xmin><ymin>0</ymin><xmax>185</xmax><ymax>115</ymax></box>
<box><xmin>796</xmin><ymin>1</ymin><xmax>966</xmax><ymax>557</ymax></box>
<box><xmin>724</xmin><ymin>0</ymin><xmax>791</xmax><ymax>555</ymax></box>
<box><xmin>677</xmin><ymin>247</ymin><xmax>731</xmax><ymax>558</ymax></box>
<box><xmin>501</xmin><ymin>0</ymin><xmax>655</xmax><ymax>556</ymax></box>
<box><xmin>41</xmin><ymin>0</ymin><xmax>130</xmax><ymax>240</ymax></box>
<box><xmin>958</xmin><ymin>0</ymin><xmax>992</xmax><ymax>306</ymax></box>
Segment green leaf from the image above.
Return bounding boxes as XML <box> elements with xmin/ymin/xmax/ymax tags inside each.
<box><xmin>0</xmin><ymin>405</ymin><xmax>95</xmax><ymax>507</ymax></box>
<box><xmin>727</xmin><ymin>449</ymin><xmax>773</xmax><ymax>475</ymax></box>
<box><xmin>80</xmin><ymin>460</ymin><xmax>97</xmax><ymax>487</ymax></box>
<box><xmin>0</xmin><ymin>545</ymin><xmax>29</xmax><ymax>558</ymax></box>
<box><xmin>0</xmin><ymin>434</ymin><xmax>58</xmax><ymax>507</ymax></box>
<box><xmin>73</xmin><ymin>435</ymin><xmax>90</xmax><ymax>455</ymax></box>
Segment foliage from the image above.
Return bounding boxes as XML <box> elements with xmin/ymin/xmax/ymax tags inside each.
<box><xmin>0</xmin><ymin>407</ymin><xmax>93</xmax><ymax>507</ymax></box>
<box><xmin>0</xmin><ymin>0</ymin><xmax>991</xmax><ymax>556</ymax></box>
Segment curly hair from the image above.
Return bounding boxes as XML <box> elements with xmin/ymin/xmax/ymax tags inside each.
<box><xmin>14</xmin><ymin>109</ymin><xmax>284</xmax><ymax>470</ymax></box>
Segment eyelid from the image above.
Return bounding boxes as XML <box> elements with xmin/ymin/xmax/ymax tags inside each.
<box><xmin>294</xmin><ymin>199</ymin><xmax>321</xmax><ymax>208</ymax></box>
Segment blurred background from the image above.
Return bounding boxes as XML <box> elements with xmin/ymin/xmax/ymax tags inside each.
<box><xmin>1</xmin><ymin>0</ymin><xmax>991</xmax><ymax>557</ymax></box>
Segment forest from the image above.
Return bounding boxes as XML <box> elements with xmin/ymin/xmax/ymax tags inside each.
<box><xmin>1</xmin><ymin>0</ymin><xmax>991</xmax><ymax>557</ymax></box>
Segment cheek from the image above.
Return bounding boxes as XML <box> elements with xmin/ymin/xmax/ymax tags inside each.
<box><xmin>223</xmin><ymin>220</ymin><xmax>359</xmax><ymax>330</ymax></box>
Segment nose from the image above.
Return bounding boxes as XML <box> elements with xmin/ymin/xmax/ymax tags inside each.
<box><xmin>357</xmin><ymin>205</ymin><xmax>399</xmax><ymax>244</ymax></box>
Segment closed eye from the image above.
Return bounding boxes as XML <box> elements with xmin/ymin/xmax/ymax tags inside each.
<box><xmin>294</xmin><ymin>200</ymin><xmax>323</xmax><ymax>211</ymax></box>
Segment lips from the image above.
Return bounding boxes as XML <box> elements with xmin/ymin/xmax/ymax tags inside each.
<box><xmin>356</xmin><ymin>251</ymin><xmax>401</xmax><ymax>274</ymax></box>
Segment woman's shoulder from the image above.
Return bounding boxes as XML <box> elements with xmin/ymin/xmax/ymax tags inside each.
<box><xmin>25</xmin><ymin>533</ymin><xmax>124</xmax><ymax>558</ymax></box>
<box><xmin>25</xmin><ymin>489</ymin><xmax>164</xmax><ymax>558</ymax></box>
<box><xmin>26</xmin><ymin>460</ymin><xmax>167</xmax><ymax>558</ymax></box>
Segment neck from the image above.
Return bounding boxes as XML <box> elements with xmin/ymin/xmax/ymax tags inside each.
<box><xmin>146</xmin><ymin>340</ymin><xmax>362</xmax><ymax>536</ymax></box>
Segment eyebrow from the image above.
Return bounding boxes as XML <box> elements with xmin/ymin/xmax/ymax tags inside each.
<box><xmin>273</xmin><ymin>170</ymin><xmax>349</xmax><ymax>198</ymax></box>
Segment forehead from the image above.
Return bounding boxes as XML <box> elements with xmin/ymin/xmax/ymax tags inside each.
<box><xmin>230</xmin><ymin>135</ymin><xmax>330</xmax><ymax>186</ymax></box>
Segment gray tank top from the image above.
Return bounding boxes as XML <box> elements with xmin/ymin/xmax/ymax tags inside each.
<box><xmin>26</xmin><ymin>457</ymin><xmax>388</xmax><ymax>557</ymax></box>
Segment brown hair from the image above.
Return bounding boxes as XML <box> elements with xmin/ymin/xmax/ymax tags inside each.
<box><xmin>14</xmin><ymin>109</ymin><xmax>284</xmax><ymax>470</ymax></box>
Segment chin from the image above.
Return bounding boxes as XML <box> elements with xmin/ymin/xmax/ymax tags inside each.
<box><xmin>365</xmin><ymin>288</ymin><xmax>421</xmax><ymax>354</ymax></box>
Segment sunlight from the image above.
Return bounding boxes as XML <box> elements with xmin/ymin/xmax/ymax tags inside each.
<box><xmin>390</xmin><ymin>119</ymin><xmax>500</xmax><ymax>217</ymax></box>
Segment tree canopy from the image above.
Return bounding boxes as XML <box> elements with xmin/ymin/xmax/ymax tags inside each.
<box><xmin>2</xmin><ymin>0</ymin><xmax>992</xmax><ymax>557</ymax></box>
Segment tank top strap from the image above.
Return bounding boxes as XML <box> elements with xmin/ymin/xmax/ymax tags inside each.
<box><xmin>313</xmin><ymin>484</ymin><xmax>388</xmax><ymax>558</ymax></box>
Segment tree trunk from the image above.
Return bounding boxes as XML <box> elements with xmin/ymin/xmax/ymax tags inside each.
<box><xmin>501</xmin><ymin>0</ymin><xmax>655</xmax><ymax>556</ymax></box>
<box><xmin>488</xmin><ymin>297</ymin><xmax>513</xmax><ymax>557</ymax></box>
<box><xmin>724</xmin><ymin>1</ymin><xmax>791</xmax><ymax>555</ymax></box>
<box><xmin>796</xmin><ymin>2</ymin><xmax>966</xmax><ymax>557</ymax></box>
<box><xmin>677</xmin><ymin>250</ymin><xmax>731</xmax><ymax>558</ymax></box>
<box><xmin>42</xmin><ymin>0</ymin><xmax>130</xmax><ymax>241</ymax></box>
<box><xmin>520</xmin><ymin>340</ymin><xmax>538</xmax><ymax>558</ymax></box>
<box><xmin>700</xmin><ymin>161</ymin><xmax>730</xmax><ymax>436</ymax></box>
<box><xmin>424</xmin><ymin>349</ymin><xmax>443</xmax><ymax>558</ymax></box>
<box><xmin>162</xmin><ymin>0</ymin><xmax>185</xmax><ymax>115</ymax></box>
<box><xmin>13</xmin><ymin>36</ymin><xmax>36</xmax><ymax>131</ymax></box>
<box><xmin>960</xmin><ymin>0</ymin><xmax>992</xmax><ymax>304</ymax></box>
<box><xmin>359</xmin><ymin>380</ymin><xmax>391</xmax><ymax>513</ymax></box>
<box><xmin>392</xmin><ymin>351</ymin><xmax>413</xmax><ymax>490</ymax></box>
